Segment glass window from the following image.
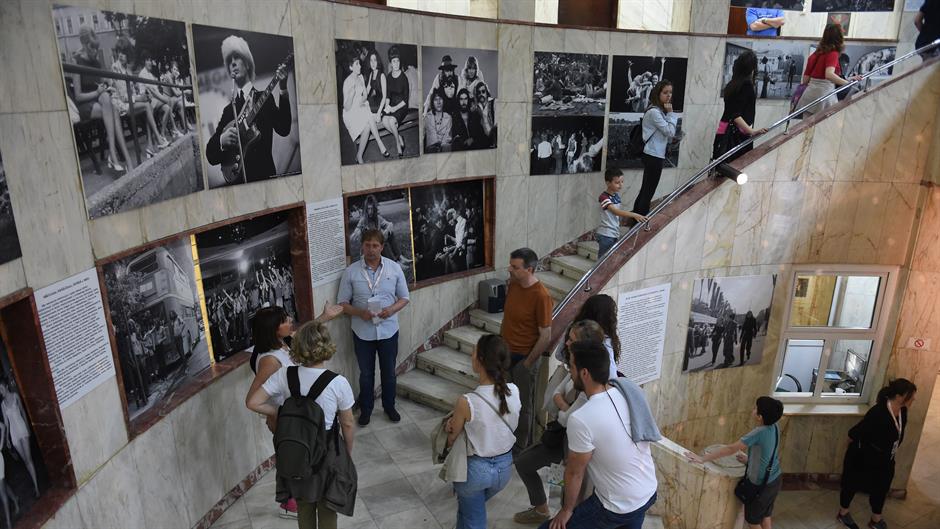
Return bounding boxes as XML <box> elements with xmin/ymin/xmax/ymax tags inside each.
<box><xmin>775</xmin><ymin>339</ymin><xmax>823</xmax><ymax>395</ymax></box>
<box><xmin>821</xmin><ymin>340</ymin><xmax>873</xmax><ymax>396</ymax></box>
<box><xmin>789</xmin><ymin>274</ymin><xmax>880</xmax><ymax>329</ymax></box>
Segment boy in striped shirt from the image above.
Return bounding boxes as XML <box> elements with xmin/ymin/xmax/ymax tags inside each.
<box><xmin>597</xmin><ymin>168</ymin><xmax>648</xmax><ymax>258</ymax></box>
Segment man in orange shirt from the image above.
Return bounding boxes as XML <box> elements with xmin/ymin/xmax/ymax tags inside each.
<box><xmin>501</xmin><ymin>248</ymin><xmax>553</xmax><ymax>451</ymax></box>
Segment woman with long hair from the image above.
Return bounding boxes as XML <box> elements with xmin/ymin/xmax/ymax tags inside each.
<box><xmin>572</xmin><ymin>294</ymin><xmax>621</xmax><ymax>380</ymax></box>
<box><xmin>634</xmin><ymin>80</ymin><xmax>681</xmax><ymax>216</ymax></box>
<box><xmin>446</xmin><ymin>334</ymin><xmax>521</xmax><ymax>529</ymax></box>
<box><xmin>365</xmin><ymin>50</ymin><xmax>387</xmax><ymax>125</ymax></box>
<box><xmin>341</xmin><ymin>52</ymin><xmax>390</xmax><ymax>163</ymax></box>
<box><xmin>425</xmin><ymin>91</ymin><xmax>453</xmax><ymax>153</ymax></box>
<box><xmin>246</xmin><ymin>321</ymin><xmax>357</xmax><ymax>529</ymax></box>
<box><xmin>713</xmin><ymin>50</ymin><xmax>767</xmax><ymax>163</ymax></box>
<box><xmin>110</xmin><ymin>37</ymin><xmax>169</xmax><ymax>158</ymax></box>
<box><xmin>381</xmin><ymin>45</ymin><xmax>410</xmax><ymax>158</ymax></box>
<box><xmin>460</xmin><ymin>55</ymin><xmax>485</xmax><ymax>95</ymax></box>
<box><xmin>836</xmin><ymin>379</ymin><xmax>917</xmax><ymax>529</ymax></box>
<box><xmin>800</xmin><ymin>24</ymin><xmax>861</xmax><ymax>117</ymax></box>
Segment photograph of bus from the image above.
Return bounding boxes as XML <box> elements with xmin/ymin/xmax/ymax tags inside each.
<box><xmin>102</xmin><ymin>238</ymin><xmax>210</xmax><ymax>421</ymax></box>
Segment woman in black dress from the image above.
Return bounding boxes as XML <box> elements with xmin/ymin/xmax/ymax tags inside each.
<box><xmin>366</xmin><ymin>50</ymin><xmax>387</xmax><ymax>121</ymax></box>
<box><xmin>381</xmin><ymin>45</ymin><xmax>410</xmax><ymax>158</ymax></box>
<box><xmin>836</xmin><ymin>378</ymin><xmax>917</xmax><ymax>529</ymax></box>
<box><xmin>713</xmin><ymin>50</ymin><xmax>768</xmax><ymax>163</ymax></box>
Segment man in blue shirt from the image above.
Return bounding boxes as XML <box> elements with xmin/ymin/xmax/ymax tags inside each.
<box><xmin>338</xmin><ymin>228</ymin><xmax>410</xmax><ymax>426</ymax></box>
<box><xmin>746</xmin><ymin>7</ymin><xmax>786</xmax><ymax>36</ymax></box>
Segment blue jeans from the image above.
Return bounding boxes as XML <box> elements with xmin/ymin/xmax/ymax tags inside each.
<box><xmin>453</xmin><ymin>452</ymin><xmax>513</xmax><ymax>529</ymax></box>
<box><xmin>538</xmin><ymin>492</ymin><xmax>656</xmax><ymax>529</ymax></box>
<box><xmin>597</xmin><ymin>234</ymin><xmax>618</xmax><ymax>258</ymax></box>
<box><xmin>352</xmin><ymin>332</ymin><xmax>399</xmax><ymax>415</ymax></box>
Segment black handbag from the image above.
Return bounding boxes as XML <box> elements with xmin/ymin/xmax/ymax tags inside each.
<box><xmin>540</xmin><ymin>420</ymin><xmax>566</xmax><ymax>449</ymax></box>
<box><xmin>713</xmin><ymin>120</ymin><xmax>747</xmax><ymax>160</ymax></box>
<box><xmin>734</xmin><ymin>424</ymin><xmax>778</xmax><ymax>505</ymax></box>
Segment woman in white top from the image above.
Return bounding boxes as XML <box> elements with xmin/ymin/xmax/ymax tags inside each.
<box><xmin>446</xmin><ymin>335</ymin><xmax>521</xmax><ymax>529</ymax></box>
<box><xmin>247</xmin><ymin>320</ymin><xmax>357</xmax><ymax>529</ymax></box>
<box><xmin>635</xmin><ymin>80</ymin><xmax>681</xmax><ymax>217</ymax></box>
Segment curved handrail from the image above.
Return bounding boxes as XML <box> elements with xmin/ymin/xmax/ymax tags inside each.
<box><xmin>548</xmin><ymin>38</ymin><xmax>940</xmax><ymax>346</ymax></box>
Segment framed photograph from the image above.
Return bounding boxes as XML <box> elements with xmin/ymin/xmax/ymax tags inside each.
<box><xmin>532</xmin><ymin>51</ymin><xmax>608</xmax><ymax>117</ymax></box>
<box><xmin>812</xmin><ymin>0</ymin><xmax>895</xmax><ymax>12</ymax></box>
<box><xmin>730</xmin><ymin>0</ymin><xmax>805</xmax><ymax>10</ymax></box>
<box><xmin>344</xmin><ymin>189</ymin><xmax>416</xmax><ymax>283</ymax></box>
<box><xmin>410</xmin><ymin>179</ymin><xmax>487</xmax><ymax>282</ymax></box>
<box><xmin>334</xmin><ymin>39</ymin><xmax>420</xmax><ymax>165</ymax></box>
<box><xmin>530</xmin><ymin>116</ymin><xmax>605</xmax><ymax>175</ymax></box>
<box><xmin>724</xmin><ymin>40</ymin><xmax>808</xmax><ymax>101</ymax></box>
<box><xmin>421</xmin><ymin>46</ymin><xmax>498</xmax><ymax>153</ymax></box>
<box><xmin>101</xmin><ymin>238</ymin><xmax>211</xmax><ymax>421</ymax></box>
<box><xmin>192</xmin><ymin>25</ymin><xmax>301</xmax><ymax>188</ymax></box>
<box><xmin>0</xmin><ymin>149</ymin><xmax>22</xmax><ymax>265</ymax></box>
<box><xmin>52</xmin><ymin>5</ymin><xmax>204</xmax><ymax>219</ymax></box>
<box><xmin>195</xmin><ymin>211</ymin><xmax>297</xmax><ymax>361</ymax></box>
<box><xmin>607</xmin><ymin>55</ymin><xmax>687</xmax><ymax>169</ymax></box>
<box><xmin>683</xmin><ymin>274</ymin><xmax>777</xmax><ymax>373</ymax></box>
<box><xmin>827</xmin><ymin>12</ymin><xmax>852</xmax><ymax>33</ymax></box>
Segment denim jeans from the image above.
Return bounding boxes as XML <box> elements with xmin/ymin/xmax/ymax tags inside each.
<box><xmin>352</xmin><ymin>331</ymin><xmax>399</xmax><ymax>416</ymax></box>
<box><xmin>453</xmin><ymin>452</ymin><xmax>514</xmax><ymax>529</ymax></box>
<box><xmin>538</xmin><ymin>492</ymin><xmax>656</xmax><ymax>529</ymax></box>
<box><xmin>596</xmin><ymin>234</ymin><xmax>618</xmax><ymax>258</ymax></box>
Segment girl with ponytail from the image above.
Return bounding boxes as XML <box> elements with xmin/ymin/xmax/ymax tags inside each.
<box><xmin>445</xmin><ymin>334</ymin><xmax>521</xmax><ymax>529</ymax></box>
<box><xmin>837</xmin><ymin>378</ymin><xmax>917</xmax><ymax>529</ymax></box>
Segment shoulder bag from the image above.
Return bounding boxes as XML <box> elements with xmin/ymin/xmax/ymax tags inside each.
<box><xmin>734</xmin><ymin>425</ymin><xmax>778</xmax><ymax>505</ymax></box>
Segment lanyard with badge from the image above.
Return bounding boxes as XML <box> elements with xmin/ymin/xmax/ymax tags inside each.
<box><xmin>889</xmin><ymin>402</ymin><xmax>903</xmax><ymax>459</ymax></box>
<box><xmin>362</xmin><ymin>261</ymin><xmax>385</xmax><ymax>325</ymax></box>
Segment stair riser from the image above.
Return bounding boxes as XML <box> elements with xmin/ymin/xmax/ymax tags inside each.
<box><xmin>577</xmin><ymin>247</ymin><xmax>598</xmax><ymax>260</ymax></box>
<box><xmin>443</xmin><ymin>335</ymin><xmax>476</xmax><ymax>354</ymax></box>
<box><xmin>543</xmin><ymin>284</ymin><xmax>568</xmax><ymax>301</ymax></box>
<box><xmin>469</xmin><ymin>315</ymin><xmax>502</xmax><ymax>334</ymax></box>
<box><xmin>550</xmin><ymin>260</ymin><xmax>591</xmax><ymax>280</ymax></box>
<box><xmin>396</xmin><ymin>385</ymin><xmax>453</xmax><ymax>413</ymax></box>
<box><xmin>416</xmin><ymin>357</ymin><xmax>478</xmax><ymax>388</ymax></box>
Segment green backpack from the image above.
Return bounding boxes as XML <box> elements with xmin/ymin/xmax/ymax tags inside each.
<box><xmin>274</xmin><ymin>367</ymin><xmax>338</xmax><ymax>481</ymax></box>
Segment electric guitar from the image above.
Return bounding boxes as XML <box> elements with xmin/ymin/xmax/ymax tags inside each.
<box><xmin>220</xmin><ymin>52</ymin><xmax>294</xmax><ymax>184</ymax></box>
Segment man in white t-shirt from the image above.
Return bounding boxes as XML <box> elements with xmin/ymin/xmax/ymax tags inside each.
<box><xmin>540</xmin><ymin>340</ymin><xmax>657</xmax><ymax>529</ymax></box>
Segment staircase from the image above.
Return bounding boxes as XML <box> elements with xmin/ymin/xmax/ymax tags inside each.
<box><xmin>397</xmin><ymin>238</ymin><xmax>602</xmax><ymax>411</ymax></box>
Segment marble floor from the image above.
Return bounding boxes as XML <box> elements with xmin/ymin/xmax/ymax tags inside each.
<box><xmin>211</xmin><ymin>376</ymin><xmax>940</xmax><ymax>529</ymax></box>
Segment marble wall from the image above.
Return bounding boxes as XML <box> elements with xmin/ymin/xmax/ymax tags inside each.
<box><xmin>597</xmin><ymin>64</ymin><xmax>940</xmax><ymax>481</ymax></box>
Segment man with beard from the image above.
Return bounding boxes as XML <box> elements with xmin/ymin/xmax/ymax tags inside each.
<box><xmin>451</xmin><ymin>88</ymin><xmax>486</xmax><ymax>151</ymax></box>
<box><xmin>474</xmin><ymin>81</ymin><xmax>496</xmax><ymax>148</ymax></box>
<box><xmin>423</xmin><ymin>55</ymin><xmax>459</xmax><ymax>114</ymax></box>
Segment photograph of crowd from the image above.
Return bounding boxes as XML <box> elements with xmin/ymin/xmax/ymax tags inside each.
<box><xmin>53</xmin><ymin>5</ymin><xmax>204</xmax><ymax>219</ymax></box>
<box><xmin>724</xmin><ymin>41</ymin><xmax>807</xmax><ymax>100</ymax></box>
<box><xmin>0</xmin><ymin>339</ymin><xmax>50</xmax><ymax>529</ymax></box>
<box><xmin>683</xmin><ymin>275</ymin><xmax>776</xmax><ymax>373</ymax></box>
<box><xmin>731</xmin><ymin>0</ymin><xmax>805</xmax><ymax>10</ymax></box>
<box><xmin>530</xmin><ymin>116</ymin><xmax>605</xmax><ymax>175</ymax></box>
<box><xmin>0</xmin><ymin>151</ymin><xmax>22</xmax><ymax>266</ymax></box>
<box><xmin>812</xmin><ymin>0</ymin><xmax>895</xmax><ymax>12</ymax></box>
<box><xmin>192</xmin><ymin>25</ymin><xmax>300</xmax><ymax>189</ymax></box>
<box><xmin>102</xmin><ymin>238</ymin><xmax>211</xmax><ymax>420</ymax></box>
<box><xmin>334</xmin><ymin>39</ymin><xmax>421</xmax><ymax>165</ymax></box>
<box><xmin>195</xmin><ymin>211</ymin><xmax>296</xmax><ymax>361</ymax></box>
<box><xmin>410</xmin><ymin>180</ymin><xmax>486</xmax><ymax>282</ymax></box>
<box><xmin>607</xmin><ymin>55</ymin><xmax>687</xmax><ymax>169</ymax></box>
<box><xmin>421</xmin><ymin>46</ymin><xmax>498</xmax><ymax>153</ymax></box>
<box><xmin>345</xmin><ymin>190</ymin><xmax>415</xmax><ymax>282</ymax></box>
<box><xmin>532</xmin><ymin>51</ymin><xmax>608</xmax><ymax>117</ymax></box>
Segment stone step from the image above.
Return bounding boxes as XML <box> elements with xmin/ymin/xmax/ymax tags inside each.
<box><xmin>577</xmin><ymin>240</ymin><xmax>599</xmax><ymax>260</ymax></box>
<box><xmin>443</xmin><ymin>325</ymin><xmax>491</xmax><ymax>354</ymax></box>
<box><xmin>536</xmin><ymin>271</ymin><xmax>578</xmax><ymax>301</ymax></box>
<box><xmin>642</xmin><ymin>514</ymin><xmax>664</xmax><ymax>529</ymax></box>
<box><xmin>396</xmin><ymin>369</ymin><xmax>465</xmax><ymax>413</ymax></box>
<box><xmin>469</xmin><ymin>308</ymin><xmax>503</xmax><ymax>334</ymax></box>
<box><xmin>416</xmin><ymin>346</ymin><xmax>478</xmax><ymax>388</ymax></box>
<box><xmin>550</xmin><ymin>254</ymin><xmax>596</xmax><ymax>280</ymax></box>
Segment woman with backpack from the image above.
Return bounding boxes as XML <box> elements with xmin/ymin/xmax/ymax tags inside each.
<box><xmin>445</xmin><ymin>334</ymin><xmax>521</xmax><ymax>529</ymax></box>
<box><xmin>634</xmin><ymin>80</ymin><xmax>682</xmax><ymax>216</ymax></box>
<box><xmin>713</xmin><ymin>50</ymin><xmax>767</xmax><ymax>164</ymax></box>
<box><xmin>246</xmin><ymin>319</ymin><xmax>355</xmax><ymax>529</ymax></box>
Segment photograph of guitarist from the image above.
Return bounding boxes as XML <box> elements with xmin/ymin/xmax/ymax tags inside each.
<box><xmin>206</xmin><ymin>35</ymin><xmax>292</xmax><ymax>185</ymax></box>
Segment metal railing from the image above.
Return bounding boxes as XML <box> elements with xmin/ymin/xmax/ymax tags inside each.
<box><xmin>549</xmin><ymin>38</ymin><xmax>940</xmax><ymax>347</ymax></box>
<box><xmin>63</xmin><ymin>62</ymin><xmax>193</xmax><ymax>166</ymax></box>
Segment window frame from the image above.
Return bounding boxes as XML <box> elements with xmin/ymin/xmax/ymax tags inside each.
<box><xmin>772</xmin><ymin>265</ymin><xmax>899</xmax><ymax>405</ymax></box>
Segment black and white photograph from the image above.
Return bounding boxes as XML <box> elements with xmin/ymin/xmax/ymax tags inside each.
<box><xmin>812</xmin><ymin>0</ymin><xmax>895</xmax><ymax>12</ymax></box>
<box><xmin>0</xmin><ymin>339</ymin><xmax>50</xmax><ymax>529</ymax></box>
<box><xmin>421</xmin><ymin>46</ymin><xmax>499</xmax><ymax>153</ymax></box>
<box><xmin>102</xmin><ymin>238</ymin><xmax>211</xmax><ymax>420</ymax></box>
<box><xmin>724</xmin><ymin>40</ymin><xmax>807</xmax><ymax>100</ymax></box>
<box><xmin>807</xmin><ymin>43</ymin><xmax>896</xmax><ymax>94</ymax></box>
<box><xmin>410</xmin><ymin>180</ymin><xmax>486</xmax><ymax>282</ymax></box>
<box><xmin>606</xmin><ymin>55</ymin><xmax>687</xmax><ymax>169</ymax></box>
<box><xmin>532</xmin><ymin>51</ymin><xmax>608</xmax><ymax>117</ymax></box>
<box><xmin>345</xmin><ymin>189</ymin><xmax>415</xmax><ymax>282</ymax></box>
<box><xmin>335</xmin><ymin>39</ymin><xmax>420</xmax><ymax>165</ymax></box>
<box><xmin>195</xmin><ymin>211</ymin><xmax>296</xmax><ymax>361</ymax></box>
<box><xmin>0</xmin><ymin>150</ymin><xmax>22</xmax><ymax>266</ymax></box>
<box><xmin>730</xmin><ymin>0</ymin><xmax>805</xmax><ymax>10</ymax></box>
<box><xmin>683</xmin><ymin>275</ymin><xmax>777</xmax><ymax>373</ymax></box>
<box><xmin>192</xmin><ymin>25</ymin><xmax>300</xmax><ymax>189</ymax></box>
<box><xmin>52</xmin><ymin>5</ymin><xmax>204</xmax><ymax>219</ymax></box>
<box><xmin>530</xmin><ymin>116</ymin><xmax>605</xmax><ymax>175</ymax></box>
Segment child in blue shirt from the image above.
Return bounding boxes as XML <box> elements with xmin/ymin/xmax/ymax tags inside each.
<box><xmin>596</xmin><ymin>168</ymin><xmax>648</xmax><ymax>258</ymax></box>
